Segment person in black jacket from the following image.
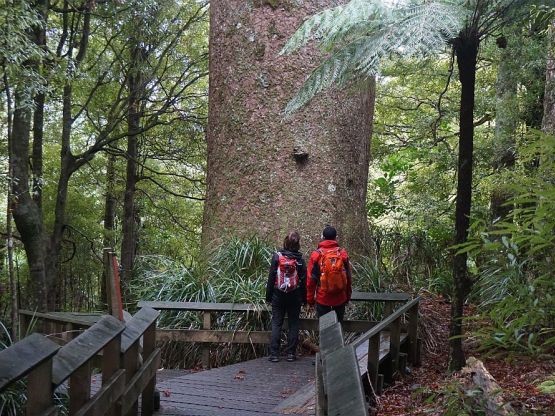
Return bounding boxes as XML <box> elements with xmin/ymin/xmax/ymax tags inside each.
<box><xmin>266</xmin><ymin>231</ymin><xmax>307</xmax><ymax>362</ymax></box>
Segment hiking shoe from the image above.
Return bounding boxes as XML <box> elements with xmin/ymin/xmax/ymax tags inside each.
<box><xmin>286</xmin><ymin>354</ymin><xmax>296</xmax><ymax>362</ymax></box>
<box><xmin>268</xmin><ymin>355</ymin><xmax>279</xmax><ymax>362</ymax></box>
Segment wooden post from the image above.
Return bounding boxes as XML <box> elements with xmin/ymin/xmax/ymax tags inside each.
<box><xmin>121</xmin><ymin>342</ymin><xmax>140</xmax><ymax>416</ymax></box>
<box><xmin>408</xmin><ymin>303</ymin><xmax>419</xmax><ymax>365</ymax></box>
<box><xmin>383</xmin><ymin>302</ymin><xmax>393</xmax><ymax>319</ymax></box>
<box><xmin>102</xmin><ymin>333</ymin><xmax>121</xmax><ymax>416</ymax></box>
<box><xmin>366</xmin><ymin>333</ymin><xmax>380</xmax><ymax>394</ymax></box>
<box><xmin>390</xmin><ymin>316</ymin><xmax>401</xmax><ymax>376</ymax></box>
<box><xmin>141</xmin><ymin>322</ymin><xmax>157</xmax><ymax>415</ymax></box>
<box><xmin>202</xmin><ymin>311</ymin><xmax>211</xmax><ymax>368</ymax></box>
<box><xmin>315</xmin><ymin>353</ymin><xmax>326</xmax><ymax>416</ymax></box>
<box><xmin>69</xmin><ymin>362</ymin><xmax>91</xmax><ymax>415</ymax></box>
<box><xmin>26</xmin><ymin>358</ymin><xmax>54</xmax><ymax>415</ymax></box>
<box><xmin>104</xmin><ymin>249</ymin><xmax>123</xmax><ymax>321</ymax></box>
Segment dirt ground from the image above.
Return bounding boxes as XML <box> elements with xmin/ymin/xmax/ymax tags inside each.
<box><xmin>376</xmin><ymin>293</ymin><xmax>555</xmax><ymax>415</ymax></box>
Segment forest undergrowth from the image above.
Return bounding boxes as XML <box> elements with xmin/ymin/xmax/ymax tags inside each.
<box><xmin>377</xmin><ymin>292</ymin><xmax>555</xmax><ymax>416</ymax></box>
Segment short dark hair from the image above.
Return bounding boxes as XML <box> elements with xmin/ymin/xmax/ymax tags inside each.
<box><xmin>322</xmin><ymin>225</ymin><xmax>337</xmax><ymax>240</ymax></box>
<box><xmin>283</xmin><ymin>231</ymin><xmax>300</xmax><ymax>251</ymax></box>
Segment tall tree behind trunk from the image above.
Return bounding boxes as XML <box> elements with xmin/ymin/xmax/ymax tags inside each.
<box><xmin>450</xmin><ymin>31</ymin><xmax>479</xmax><ymax>372</ymax></box>
<box><xmin>11</xmin><ymin>89</ymin><xmax>48</xmax><ymax>311</ymax></box>
<box><xmin>491</xmin><ymin>36</ymin><xmax>518</xmax><ymax>222</ymax></box>
<box><xmin>4</xmin><ymin>70</ymin><xmax>18</xmax><ymax>338</ymax></box>
<box><xmin>102</xmin><ymin>153</ymin><xmax>117</xmax><ymax>304</ymax></box>
<box><xmin>120</xmin><ymin>42</ymin><xmax>146</xmax><ymax>285</ymax></box>
<box><xmin>542</xmin><ymin>20</ymin><xmax>555</xmax><ymax>133</ymax></box>
<box><xmin>203</xmin><ymin>1</ymin><xmax>374</xmax><ymax>256</ymax></box>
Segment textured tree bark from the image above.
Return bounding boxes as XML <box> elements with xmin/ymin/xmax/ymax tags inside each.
<box><xmin>203</xmin><ymin>0</ymin><xmax>374</xmax><ymax>256</ymax></box>
<box><xmin>542</xmin><ymin>20</ymin><xmax>555</xmax><ymax>134</ymax></box>
<box><xmin>11</xmin><ymin>90</ymin><xmax>48</xmax><ymax>311</ymax></box>
<box><xmin>450</xmin><ymin>33</ymin><xmax>479</xmax><ymax>372</ymax></box>
<box><xmin>491</xmin><ymin>37</ymin><xmax>517</xmax><ymax>222</ymax></box>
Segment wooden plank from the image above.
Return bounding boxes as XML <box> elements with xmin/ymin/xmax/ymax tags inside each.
<box><xmin>73</xmin><ymin>369</ymin><xmax>125</xmax><ymax>416</ymax></box>
<box><xmin>202</xmin><ymin>311</ymin><xmax>211</xmax><ymax>368</ymax></box>
<box><xmin>272</xmin><ymin>380</ymin><xmax>315</xmax><ymax>414</ymax></box>
<box><xmin>390</xmin><ymin>316</ymin><xmax>401</xmax><ymax>375</ymax></box>
<box><xmin>37</xmin><ymin>406</ymin><xmax>58</xmax><ymax>416</ymax></box>
<box><xmin>366</xmin><ymin>334</ymin><xmax>380</xmax><ymax>394</ymax></box>
<box><xmin>69</xmin><ymin>362</ymin><xmax>91</xmax><ymax>415</ymax></box>
<box><xmin>351</xmin><ymin>297</ymin><xmax>420</xmax><ymax>348</ymax></box>
<box><xmin>27</xmin><ymin>356</ymin><xmax>54</xmax><ymax>415</ymax></box>
<box><xmin>351</xmin><ymin>291</ymin><xmax>411</xmax><ymax>302</ymax></box>
<box><xmin>315</xmin><ymin>353</ymin><xmax>325</xmax><ymax>416</ymax></box>
<box><xmin>318</xmin><ymin>310</ymin><xmax>338</xmax><ymax>331</ymax></box>
<box><xmin>156</xmin><ymin>329</ymin><xmax>271</xmax><ymax>344</ymax></box>
<box><xmin>52</xmin><ymin>316</ymin><xmax>125</xmax><ymax>387</ymax></box>
<box><xmin>319</xmin><ymin>322</ymin><xmax>344</xmax><ymax>358</ymax></box>
<box><xmin>141</xmin><ymin>324</ymin><xmax>157</xmax><ymax>416</ymax></box>
<box><xmin>18</xmin><ymin>310</ymin><xmax>100</xmax><ymax>328</ymax></box>
<box><xmin>121</xmin><ymin>341</ymin><xmax>140</xmax><ymax>415</ymax></box>
<box><xmin>137</xmin><ymin>301</ymin><xmax>270</xmax><ymax>312</ymax></box>
<box><xmin>325</xmin><ymin>345</ymin><xmax>367</xmax><ymax>416</ymax></box>
<box><xmin>120</xmin><ymin>307</ymin><xmax>160</xmax><ymax>353</ymax></box>
<box><xmin>408</xmin><ymin>303</ymin><xmax>419</xmax><ymax>364</ymax></box>
<box><xmin>0</xmin><ymin>333</ymin><xmax>59</xmax><ymax>391</ymax></box>
<box><xmin>121</xmin><ymin>349</ymin><xmax>161</xmax><ymax>415</ymax></box>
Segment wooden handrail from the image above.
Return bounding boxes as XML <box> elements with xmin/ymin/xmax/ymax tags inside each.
<box><xmin>351</xmin><ymin>297</ymin><xmax>420</xmax><ymax>348</ymax></box>
<box><xmin>1</xmin><ymin>308</ymin><xmax>160</xmax><ymax>416</ymax></box>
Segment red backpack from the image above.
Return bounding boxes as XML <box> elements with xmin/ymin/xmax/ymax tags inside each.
<box><xmin>318</xmin><ymin>248</ymin><xmax>348</xmax><ymax>295</ymax></box>
<box><xmin>276</xmin><ymin>253</ymin><xmax>299</xmax><ymax>293</ymax></box>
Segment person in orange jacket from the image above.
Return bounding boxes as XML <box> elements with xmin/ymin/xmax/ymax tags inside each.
<box><xmin>307</xmin><ymin>225</ymin><xmax>352</xmax><ymax>322</ymax></box>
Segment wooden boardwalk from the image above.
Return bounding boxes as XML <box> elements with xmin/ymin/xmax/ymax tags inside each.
<box><xmin>155</xmin><ymin>356</ymin><xmax>316</xmax><ymax>416</ymax></box>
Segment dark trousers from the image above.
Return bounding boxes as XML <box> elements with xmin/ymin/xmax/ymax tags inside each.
<box><xmin>270</xmin><ymin>290</ymin><xmax>302</xmax><ymax>356</ymax></box>
<box><xmin>316</xmin><ymin>302</ymin><xmax>346</xmax><ymax>323</ymax></box>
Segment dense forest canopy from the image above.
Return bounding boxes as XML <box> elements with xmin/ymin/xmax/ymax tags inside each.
<box><xmin>1</xmin><ymin>0</ymin><xmax>555</xmax><ymax>403</ymax></box>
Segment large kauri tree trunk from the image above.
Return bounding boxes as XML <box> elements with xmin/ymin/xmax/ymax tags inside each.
<box><xmin>203</xmin><ymin>0</ymin><xmax>374</xmax><ymax>256</ymax></box>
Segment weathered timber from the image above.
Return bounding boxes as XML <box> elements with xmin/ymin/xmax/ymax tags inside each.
<box><xmin>120</xmin><ymin>349</ymin><xmax>161</xmax><ymax>415</ymax></box>
<box><xmin>52</xmin><ymin>315</ymin><xmax>125</xmax><ymax>386</ymax></box>
<box><xmin>154</xmin><ymin>356</ymin><xmax>315</xmax><ymax>416</ymax></box>
<box><xmin>19</xmin><ymin>310</ymin><xmax>100</xmax><ymax>328</ymax></box>
<box><xmin>73</xmin><ymin>369</ymin><xmax>125</xmax><ymax>416</ymax></box>
<box><xmin>352</xmin><ymin>297</ymin><xmax>420</xmax><ymax>348</ymax></box>
<box><xmin>141</xmin><ymin>322</ymin><xmax>158</xmax><ymax>415</ymax></box>
<box><xmin>461</xmin><ymin>357</ymin><xmax>516</xmax><ymax>416</ymax></box>
<box><xmin>319</xmin><ymin>321</ymin><xmax>344</xmax><ymax>357</ymax></box>
<box><xmin>157</xmin><ymin>329</ymin><xmax>271</xmax><ymax>344</ymax></box>
<box><xmin>318</xmin><ymin>310</ymin><xmax>338</xmax><ymax>332</ymax></box>
<box><xmin>325</xmin><ymin>345</ymin><xmax>367</xmax><ymax>416</ymax></box>
<box><xmin>120</xmin><ymin>306</ymin><xmax>159</xmax><ymax>353</ymax></box>
<box><xmin>138</xmin><ymin>301</ymin><xmax>269</xmax><ymax>312</ymax></box>
<box><xmin>351</xmin><ymin>291</ymin><xmax>411</xmax><ymax>302</ymax></box>
<box><xmin>0</xmin><ymin>333</ymin><xmax>59</xmax><ymax>391</ymax></box>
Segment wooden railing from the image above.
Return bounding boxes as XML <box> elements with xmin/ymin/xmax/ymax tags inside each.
<box><xmin>316</xmin><ymin>296</ymin><xmax>421</xmax><ymax>415</ymax></box>
<box><xmin>139</xmin><ymin>291</ymin><xmax>412</xmax><ymax>367</ymax></box>
<box><xmin>0</xmin><ymin>307</ymin><xmax>160</xmax><ymax>416</ymax></box>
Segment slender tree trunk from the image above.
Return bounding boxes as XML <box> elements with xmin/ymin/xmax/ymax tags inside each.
<box><xmin>490</xmin><ymin>37</ymin><xmax>517</xmax><ymax>222</ymax></box>
<box><xmin>4</xmin><ymin>70</ymin><xmax>18</xmax><ymax>339</ymax></box>
<box><xmin>102</xmin><ymin>153</ymin><xmax>117</xmax><ymax>304</ymax></box>
<box><xmin>450</xmin><ymin>33</ymin><xmax>479</xmax><ymax>372</ymax></box>
<box><xmin>31</xmin><ymin>0</ymin><xmax>48</xmax><ymax>208</ymax></box>
<box><xmin>542</xmin><ymin>20</ymin><xmax>555</xmax><ymax>133</ymax></box>
<box><xmin>203</xmin><ymin>0</ymin><xmax>373</xmax><ymax>256</ymax></box>
<box><xmin>120</xmin><ymin>43</ymin><xmax>145</xmax><ymax>284</ymax></box>
<box><xmin>46</xmin><ymin>82</ymin><xmax>76</xmax><ymax>310</ymax></box>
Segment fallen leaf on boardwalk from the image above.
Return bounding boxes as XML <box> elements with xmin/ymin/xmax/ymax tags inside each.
<box><xmin>162</xmin><ymin>389</ymin><xmax>171</xmax><ymax>397</ymax></box>
<box><xmin>234</xmin><ymin>370</ymin><xmax>246</xmax><ymax>380</ymax></box>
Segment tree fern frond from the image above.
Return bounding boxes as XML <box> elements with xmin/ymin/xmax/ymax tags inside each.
<box><xmin>280</xmin><ymin>5</ymin><xmax>346</xmax><ymax>55</ymax></box>
<box><xmin>280</xmin><ymin>0</ymin><xmax>390</xmax><ymax>55</ymax></box>
<box><xmin>284</xmin><ymin>36</ymin><xmax>376</xmax><ymax>115</ymax></box>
